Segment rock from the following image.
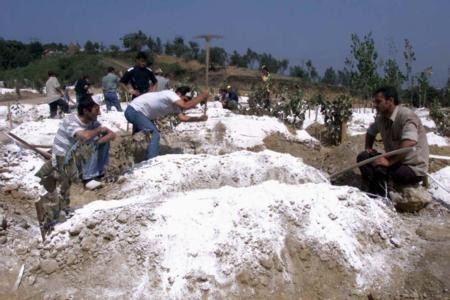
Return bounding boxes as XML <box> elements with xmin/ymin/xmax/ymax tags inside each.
<box><xmin>40</xmin><ymin>259</ymin><xmax>59</xmax><ymax>275</ymax></box>
<box><xmin>392</xmin><ymin>186</ymin><xmax>431</xmax><ymax>213</ymax></box>
<box><xmin>103</xmin><ymin>229</ymin><xmax>115</xmax><ymax>241</ymax></box>
<box><xmin>117</xmin><ymin>211</ymin><xmax>128</xmax><ymax>224</ymax></box>
<box><xmin>236</xmin><ymin>270</ymin><xmax>251</xmax><ymax>284</ymax></box>
<box><xmin>86</xmin><ymin>218</ymin><xmax>99</xmax><ymax>229</ymax></box>
<box><xmin>390</xmin><ymin>237</ymin><xmax>401</xmax><ymax>248</ymax></box>
<box><xmin>259</xmin><ymin>257</ymin><xmax>273</xmax><ymax>270</ymax></box>
<box><xmin>81</xmin><ymin>236</ymin><xmax>97</xmax><ymax>251</ymax></box>
<box><xmin>66</xmin><ymin>253</ymin><xmax>77</xmax><ymax>265</ymax></box>
<box><xmin>69</xmin><ymin>224</ymin><xmax>84</xmax><ymax>236</ymax></box>
<box><xmin>328</xmin><ymin>213</ymin><xmax>338</xmax><ymax>220</ymax></box>
<box><xmin>18</xmin><ymin>219</ymin><xmax>30</xmax><ymax>229</ymax></box>
<box><xmin>0</xmin><ymin>236</ymin><xmax>6</xmax><ymax>244</ymax></box>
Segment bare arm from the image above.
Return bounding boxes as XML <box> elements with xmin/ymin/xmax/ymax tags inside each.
<box><xmin>75</xmin><ymin>126</ymin><xmax>114</xmax><ymax>142</ymax></box>
<box><xmin>372</xmin><ymin>139</ymin><xmax>417</xmax><ymax>167</ymax></box>
<box><xmin>175</xmin><ymin>91</ymin><xmax>209</xmax><ymax>110</ymax></box>
<box><xmin>177</xmin><ymin>113</ymin><xmax>208</xmax><ymax>122</ymax></box>
<box><xmin>364</xmin><ymin>133</ymin><xmax>376</xmax><ymax>151</ymax></box>
<box><xmin>96</xmin><ymin>128</ymin><xmax>116</xmax><ymax>144</ymax></box>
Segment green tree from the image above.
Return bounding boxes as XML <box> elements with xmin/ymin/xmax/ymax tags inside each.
<box><xmin>229</xmin><ymin>51</ymin><xmax>247</xmax><ymax>68</ymax></box>
<box><xmin>348</xmin><ymin>32</ymin><xmax>380</xmax><ymax>98</ymax></box>
<box><xmin>403</xmin><ymin>39</ymin><xmax>416</xmax><ymax>90</ymax></box>
<box><xmin>417</xmin><ymin>67</ymin><xmax>432</xmax><ymax>107</ymax></box>
<box><xmin>322</xmin><ymin>67</ymin><xmax>337</xmax><ymax>85</ymax></box>
<box><xmin>188</xmin><ymin>41</ymin><xmax>199</xmax><ymax>59</ymax></box>
<box><xmin>121</xmin><ymin>31</ymin><xmax>147</xmax><ymax>52</ymax></box>
<box><xmin>383</xmin><ymin>58</ymin><xmax>405</xmax><ymax>92</ymax></box>
<box><xmin>84</xmin><ymin>40</ymin><xmax>97</xmax><ymax>54</ymax></box>
<box><xmin>305</xmin><ymin>59</ymin><xmax>319</xmax><ymax>82</ymax></box>
<box><xmin>290</xmin><ymin>65</ymin><xmax>309</xmax><ymax>81</ymax></box>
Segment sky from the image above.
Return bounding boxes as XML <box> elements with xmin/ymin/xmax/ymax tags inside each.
<box><xmin>1</xmin><ymin>0</ymin><xmax>449</xmax><ymax>87</ymax></box>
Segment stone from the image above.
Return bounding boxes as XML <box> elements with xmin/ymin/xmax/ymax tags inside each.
<box><xmin>117</xmin><ymin>211</ymin><xmax>128</xmax><ymax>224</ymax></box>
<box><xmin>392</xmin><ymin>186</ymin><xmax>432</xmax><ymax>213</ymax></box>
<box><xmin>69</xmin><ymin>224</ymin><xmax>84</xmax><ymax>236</ymax></box>
<box><xmin>81</xmin><ymin>236</ymin><xmax>97</xmax><ymax>251</ymax></box>
<box><xmin>40</xmin><ymin>259</ymin><xmax>59</xmax><ymax>275</ymax></box>
<box><xmin>86</xmin><ymin>218</ymin><xmax>99</xmax><ymax>229</ymax></box>
<box><xmin>259</xmin><ymin>257</ymin><xmax>273</xmax><ymax>270</ymax></box>
<box><xmin>0</xmin><ymin>236</ymin><xmax>6</xmax><ymax>244</ymax></box>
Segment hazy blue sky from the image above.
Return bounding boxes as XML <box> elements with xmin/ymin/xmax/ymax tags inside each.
<box><xmin>1</xmin><ymin>0</ymin><xmax>449</xmax><ymax>86</ymax></box>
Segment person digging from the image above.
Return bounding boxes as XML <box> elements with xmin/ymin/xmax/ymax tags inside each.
<box><xmin>124</xmin><ymin>86</ymin><xmax>208</xmax><ymax>160</ymax></box>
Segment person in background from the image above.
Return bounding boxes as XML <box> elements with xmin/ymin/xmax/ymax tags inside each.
<box><xmin>124</xmin><ymin>86</ymin><xmax>208</xmax><ymax>160</ymax></box>
<box><xmin>153</xmin><ymin>68</ymin><xmax>171</xmax><ymax>92</ymax></box>
<box><xmin>45</xmin><ymin>71</ymin><xmax>69</xmax><ymax>118</ymax></box>
<box><xmin>62</xmin><ymin>85</ymin><xmax>77</xmax><ymax>110</ymax></box>
<box><xmin>219</xmin><ymin>85</ymin><xmax>239</xmax><ymax>110</ymax></box>
<box><xmin>74</xmin><ymin>75</ymin><xmax>92</xmax><ymax>103</ymax></box>
<box><xmin>120</xmin><ymin>51</ymin><xmax>158</xmax><ymax>99</ymax></box>
<box><xmin>102</xmin><ymin>67</ymin><xmax>122</xmax><ymax>112</ymax></box>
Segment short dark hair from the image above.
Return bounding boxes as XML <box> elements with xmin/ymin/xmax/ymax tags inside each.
<box><xmin>373</xmin><ymin>86</ymin><xmax>399</xmax><ymax>105</ymax></box>
<box><xmin>48</xmin><ymin>71</ymin><xmax>55</xmax><ymax>77</ymax></box>
<box><xmin>107</xmin><ymin>66</ymin><xmax>115</xmax><ymax>73</ymax></box>
<box><xmin>77</xmin><ymin>95</ymin><xmax>98</xmax><ymax>116</ymax></box>
<box><xmin>175</xmin><ymin>86</ymin><xmax>191</xmax><ymax>96</ymax></box>
<box><xmin>136</xmin><ymin>51</ymin><xmax>148</xmax><ymax>61</ymax></box>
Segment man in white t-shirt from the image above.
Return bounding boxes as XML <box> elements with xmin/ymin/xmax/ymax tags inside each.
<box><xmin>124</xmin><ymin>86</ymin><xmax>208</xmax><ymax>160</ymax></box>
<box><xmin>45</xmin><ymin>71</ymin><xmax>69</xmax><ymax>118</ymax></box>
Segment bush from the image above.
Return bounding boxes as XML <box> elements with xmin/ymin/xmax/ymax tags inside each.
<box><xmin>320</xmin><ymin>95</ymin><xmax>353</xmax><ymax>145</ymax></box>
<box><xmin>429</xmin><ymin>100</ymin><xmax>450</xmax><ymax>137</ymax></box>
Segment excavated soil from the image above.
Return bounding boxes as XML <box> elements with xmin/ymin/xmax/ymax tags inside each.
<box><xmin>1</xmin><ymin>118</ymin><xmax>450</xmax><ymax>299</ymax></box>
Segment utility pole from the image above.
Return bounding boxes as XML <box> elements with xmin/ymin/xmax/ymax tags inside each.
<box><xmin>194</xmin><ymin>34</ymin><xmax>223</xmax><ymax>114</ymax></box>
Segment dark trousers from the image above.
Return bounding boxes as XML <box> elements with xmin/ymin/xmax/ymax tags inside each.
<box><xmin>357</xmin><ymin>150</ymin><xmax>423</xmax><ymax>195</ymax></box>
<box><xmin>49</xmin><ymin>98</ymin><xmax>69</xmax><ymax>118</ymax></box>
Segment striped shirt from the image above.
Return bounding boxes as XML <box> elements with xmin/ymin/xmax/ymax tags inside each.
<box><xmin>52</xmin><ymin>114</ymin><xmax>101</xmax><ymax>156</ymax></box>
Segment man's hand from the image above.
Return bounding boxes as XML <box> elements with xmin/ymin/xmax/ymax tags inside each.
<box><xmin>129</xmin><ymin>89</ymin><xmax>140</xmax><ymax>96</ymax></box>
<box><xmin>371</xmin><ymin>156</ymin><xmax>390</xmax><ymax>167</ymax></box>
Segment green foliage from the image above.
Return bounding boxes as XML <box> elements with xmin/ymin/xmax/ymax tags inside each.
<box><xmin>417</xmin><ymin>69</ymin><xmax>431</xmax><ymax>107</ymax></box>
<box><xmin>347</xmin><ymin>32</ymin><xmax>380</xmax><ymax>98</ymax></box>
<box><xmin>322</xmin><ymin>67</ymin><xmax>337</xmax><ymax>85</ymax></box>
<box><xmin>320</xmin><ymin>95</ymin><xmax>353</xmax><ymax>145</ymax></box>
<box><xmin>121</xmin><ymin>31</ymin><xmax>147</xmax><ymax>52</ymax></box>
<box><xmin>246</xmin><ymin>84</ymin><xmax>307</xmax><ymax>129</ymax></box>
<box><xmin>198</xmin><ymin>47</ymin><xmax>228</xmax><ymax>66</ymax></box>
<box><xmin>158</xmin><ymin>62</ymin><xmax>188</xmax><ymax>80</ymax></box>
<box><xmin>290</xmin><ymin>65</ymin><xmax>309</xmax><ymax>81</ymax></box>
<box><xmin>403</xmin><ymin>39</ymin><xmax>416</xmax><ymax>88</ymax></box>
<box><xmin>0</xmin><ymin>53</ymin><xmax>105</xmax><ymax>89</ymax></box>
<box><xmin>430</xmin><ymin>100</ymin><xmax>450</xmax><ymax>136</ymax></box>
<box><xmin>383</xmin><ymin>59</ymin><xmax>405</xmax><ymax>91</ymax></box>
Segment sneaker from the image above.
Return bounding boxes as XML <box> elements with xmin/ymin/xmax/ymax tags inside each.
<box><xmin>85</xmin><ymin>180</ymin><xmax>103</xmax><ymax>190</ymax></box>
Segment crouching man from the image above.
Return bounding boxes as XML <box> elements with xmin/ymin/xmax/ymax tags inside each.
<box><xmin>124</xmin><ymin>86</ymin><xmax>208</xmax><ymax>160</ymax></box>
<box><xmin>52</xmin><ymin>96</ymin><xmax>115</xmax><ymax>208</ymax></box>
<box><xmin>357</xmin><ymin>86</ymin><xmax>429</xmax><ymax>196</ymax></box>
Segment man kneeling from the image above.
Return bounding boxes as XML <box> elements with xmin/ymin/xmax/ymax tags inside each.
<box><xmin>357</xmin><ymin>86</ymin><xmax>429</xmax><ymax>196</ymax></box>
<box><xmin>52</xmin><ymin>95</ymin><xmax>115</xmax><ymax>211</ymax></box>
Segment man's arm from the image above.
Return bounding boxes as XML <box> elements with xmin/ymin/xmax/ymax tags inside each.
<box><xmin>177</xmin><ymin>113</ymin><xmax>208</xmax><ymax>122</ymax></box>
<box><xmin>364</xmin><ymin>133</ymin><xmax>376</xmax><ymax>151</ymax></box>
<box><xmin>96</xmin><ymin>128</ymin><xmax>116</xmax><ymax>144</ymax></box>
<box><xmin>75</xmin><ymin>127</ymin><xmax>106</xmax><ymax>141</ymax></box>
<box><xmin>372</xmin><ymin>139</ymin><xmax>416</xmax><ymax>167</ymax></box>
<box><xmin>175</xmin><ymin>91</ymin><xmax>209</xmax><ymax>110</ymax></box>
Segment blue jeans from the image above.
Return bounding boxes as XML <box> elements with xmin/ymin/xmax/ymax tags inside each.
<box><xmin>65</xmin><ymin>141</ymin><xmax>110</xmax><ymax>181</ymax></box>
<box><xmin>124</xmin><ymin>106</ymin><xmax>160</xmax><ymax>160</ymax></box>
<box><xmin>104</xmin><ymin>91</ymin><xmax>122</xmax><ymax>112</ymax></box>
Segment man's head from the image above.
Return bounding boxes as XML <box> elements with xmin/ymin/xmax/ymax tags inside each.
<box><xmin>107</xmin><ymin>66</ymin><xmax>115</xmax><ymax>73</ymax></box>
<box><xmin>48</xmin><ymin>71</ymin><xmax>56</xmax><ymax>77</ymax></box>
<box><xmin>372</xmin><ymin>86</ymin><xmax>398</xmax><ymax>116</ymax></box>
<box><xmin>261</xmin><ymin>65</ymin><xmax>269</xmax><ymax>75</ymax></box>
<box><xmin>175</xmin><ymin>86</ymin><xmax>192</xmax><ymax>101</ymax></box>
<box><xmin>77</xmin><ymin>95</ymin><xmax>100</xmax><ymax>121</ymax></box>
<box><xmin>136</xmin><ymin>51</ymin><xmax>148</xmax><ymax>68</ymax></box>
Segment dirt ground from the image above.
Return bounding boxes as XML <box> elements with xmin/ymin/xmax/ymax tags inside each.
<box><xmin>1</xmin><ymin>106</ymin><xmax>450</xmax><ymax>298</ymax></box>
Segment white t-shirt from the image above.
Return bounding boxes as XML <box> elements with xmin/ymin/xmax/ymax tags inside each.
<box><xmin>129</xmin><ymin>90</ymin><xmax>181</xmax><ymax>120</ymax></box>
<box><xmin>45</xmin><ymin>76</ymin><xmax>61</xmax><ymax>103</ymax></box>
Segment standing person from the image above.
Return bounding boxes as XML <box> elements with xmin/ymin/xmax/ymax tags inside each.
<box><xmin>124</xmin><ymin>86</ymin><xmax>208</xmax><ymax>160</ymax></box>
<box><xmin>102</xmin><ymin>67</ymin><xmax>122</xmax><ymax>112</ymax></box>
<box><xmin>357</xmin><ymin>86</ymin><xmax>429</xmax><ymax>196</ymax></box>
<box><xmin>45</xmin><ymin>71</ymin><xmax>69</xmax><ymax>118</ymax></box>
<box><xmin>120</xmin><ymin>51</ymin><xmax>158</xmax><ymax>99</ymax></box>
<box><xmin>62</xmin><ymin>85</ymin><xmax>77</xmax><ymax>110</ymax></box>
<box><xmin>260</xmin><ymin>65</ymin><xmax>271</xmax><ymax>110</ymax></box>
<box><xmin>74</xmin><ymin>75</ymin><xmax>92</xmax><ymax>103</ymax></box>
<box><xmin>153</xmin><ymin>68</ymin><xmax>171</xmax><ymax>92</ymax></box>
